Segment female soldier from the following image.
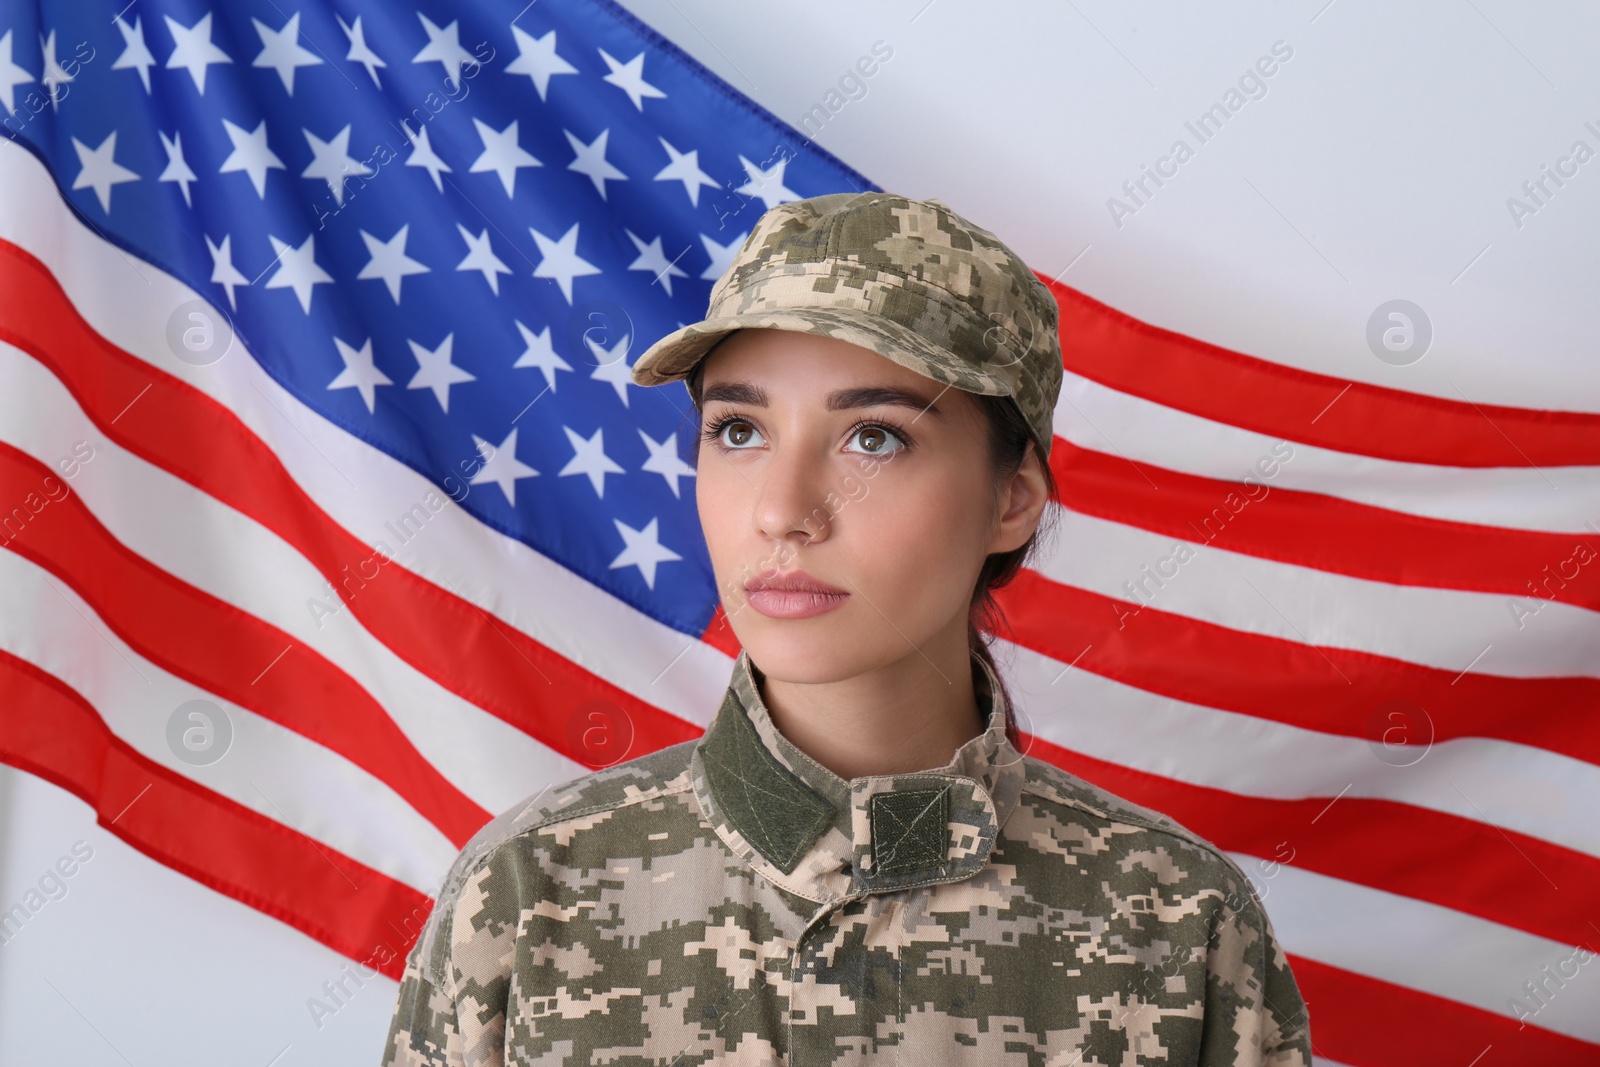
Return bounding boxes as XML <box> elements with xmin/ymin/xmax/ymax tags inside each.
<box><xmin>381</xmin><ymin>191</ymin><xmax>1312</xmax><ymax>1066</ymax></box>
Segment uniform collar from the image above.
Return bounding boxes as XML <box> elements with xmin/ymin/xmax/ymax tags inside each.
<box><xmin>689</xmin><ymin>647</ymin><xmax>1027</xmax><ymax>903</ymax></box>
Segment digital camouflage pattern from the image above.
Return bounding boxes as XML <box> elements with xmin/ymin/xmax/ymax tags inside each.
<box><xmin>629</xmin><ymin>191</ymin><xmax>1065</xmax><ymax>462</ymax></box>
<box><xmin>381</xmin><ymin>649</ymin><xmax>1312</xmax><ymax>1065</ymax></box>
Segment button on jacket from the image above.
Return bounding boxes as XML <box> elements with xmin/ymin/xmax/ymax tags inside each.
<box><xmin>381</xmin><ymin>649</ymin><xmax>1312</xmax><ymax>1066</ymax></box>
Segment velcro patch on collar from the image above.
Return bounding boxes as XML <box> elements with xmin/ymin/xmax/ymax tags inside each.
<box><xmin>700</xmin><ymin>690</ymin><xmax>836</xmax><ymax>874</ymax></box>
<box><xmin>869</xmin><ymin>787</ymin><xmax>950</xmax><ymax>874</ymax></box>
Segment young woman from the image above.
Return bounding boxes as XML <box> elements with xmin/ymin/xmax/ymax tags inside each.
<box><xmin>381</xmin><ymin>192</ymin><xmax>1312</xmax><ymax>1066</ymax></box>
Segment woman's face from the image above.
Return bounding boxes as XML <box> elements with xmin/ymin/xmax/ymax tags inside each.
<box><xmin>694</xmin><ymin>327</ymin><xmax>1039</xmax><ymax>684</ymax></box>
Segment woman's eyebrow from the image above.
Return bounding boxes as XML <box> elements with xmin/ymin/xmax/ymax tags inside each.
<box><xmin>699</xmin><ymin>381</ymin><xmax>943</xmax><ymax>418</ymax></box>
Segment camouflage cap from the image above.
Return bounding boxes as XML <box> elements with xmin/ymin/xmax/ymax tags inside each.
<box><xmin>629</xmin><ymin>191</ymin><xmax>1063</xmax><ymax>459</ymax></box>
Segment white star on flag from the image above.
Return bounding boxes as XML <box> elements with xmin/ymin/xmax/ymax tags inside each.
<box><xmin>559</xmin><ymin>426</ymin><xmax>625</xmax><ymax>498</ymax></box>
<box><xmin>70</xmin><ymin>131</ymin><xmax>139</xmax><ymax>212</ymax></box>
<box><xmin>529</xmin><ymin>222</ymin><xmax>600</xmax><ymax>304</ymax></box>
<box><xmin>112</xmin><ymin>17</ymin><xmax>156</xmax><ymax>93</ymax></box>
<box><xmin>219</xmin><ymin>118</ymin><xmax>285</xmax><ymax>198</ymax></box>
<box><xmin>251</xmin><ymin>14</ymin><xmax>323</xmax><ymax>94</ymax></box>
<box><xmin>455</xmin><ymin>225</ymin><xmax>511</xmax><ymax>295</ymax></box>
<box><xmin>327</xmin><ymin>337</ymin><xmax>393</xmax><ymax>414</ymax></box>
<box><xmin>699</xmin><ymin>231</ymin><xmax>749</xmax><ymax>280</ymax></box>
<box><xmin>469</xmin><ymin>428</ymin><xmax>539</xmax><ymax>505</ymax></box>
<box><xmin>625</xmin><ymin>231</ymin><xmax>688</xmax><ymax>296</ymax></box>
<box><xmin>39</xmin><ymin>30</ymin><xmax>76</xmax><ymax>112</ymax></box>
<box><xmin>302</xmin><ymin>124</ymin><xmax>373</xmax><ymax>206</ymax></box>
<box><xmin>264</xmin><ymin>233</ymin><xmax>333</xmax><ymax>313</ymax></box>
<box><xmin>586</xmin><ymin>330</ymin><xmax>635</xmax><ymax>406</ymax></box>
<box><xmin>564</xmin><ymin>128</ymin><xmax>627</xmax><ymax>200</ymax></box>
<box><xmin>158</xmin><ymin>130</ymin><xmax>198</xmax><ymax>207</ymax></box>
<box><xmin>598</xmin><ymin>48</ymin><xmax>666</xmax><ymax>110</ymax></box>
<box><xmin>506</xmin><ymin>27</ymin><xmax>575</xmax><ymax>101</ymax></box>
<box><xmin>608</xmin><ymin>517</ymin><xmax>681</xmax><ymax>589</ymax></box>
<box><xmin>337</xmin><ymin>15</ymin><xmax>387</xmax><ymax>88</ymax></box>
<box><xmin>405</xmin><ymin>333</ymin><xmax>475</xmax><ymax>412</ymax></box>
<box><xmin>402</xmin><ymin>124</ymin><xmax>451</xmax><ymax>192</ymax></box>
<box><xmin>163</xmin><ymin>12</ymin><xmax>232</xmax><ymax>94</ymax></box>
<box><xmin>636</xmin><ymin>429</ymin><xmax>697</xmax><ymax>498</ymax></box>
<box><xmin>469</xmin><ymin>118</ymin><xmax>541</xmax><ymax>197</ymax></box>
<box><xmin>511</xmin><ymin>321</ymin><xmax>571</xmax><ymax>391</ymax></box>
<box><xmin>735</xmin><ymin>155</ymin><xmax>799</xmax><ymax>209</ymax></box>
<box><xmin>412</xmin><ymin>13</ymin><xmax>477</xmax><ymax>88</ymax></box>
<box><xmin>358</xmin><ymin>225</ymin><xmax>430</xmax><ymax>303</ymax></box>
<box><xmin>654</xmin><ymin>138</ymin><xmax>719</xmax><ymax>206</ymax></box>
<box><xmin>0</xmin><ymin>30</ymin><xmax>32</xmax><ymax>114</ymax></box>
<box><xmin>205</xmin><ymin>233</ymin><xmax>250</xmax><ymax>310</ymax></box>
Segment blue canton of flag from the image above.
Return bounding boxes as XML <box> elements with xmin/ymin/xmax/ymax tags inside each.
<box><xmin>1</xmin><ymin>0</ymin><xmax>874</xmax><ymax>636</ymax></box>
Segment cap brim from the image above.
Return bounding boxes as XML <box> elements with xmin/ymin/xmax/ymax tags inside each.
<box><xmin>629</xmin><ymin>307</ymin><xmax>1013</xmax><ymax>400</ymax></box>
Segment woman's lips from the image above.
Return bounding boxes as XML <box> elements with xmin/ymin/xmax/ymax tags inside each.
<box><xmin>745</xmin><ymin>588</ymin><xmax>849</xmax><ymax>619</ymax></box>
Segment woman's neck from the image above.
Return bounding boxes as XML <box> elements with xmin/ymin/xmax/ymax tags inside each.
<box><xmin>757</xmin><ymin>647</ymin><xmax>988</xmax><ymax>782</ymax></box>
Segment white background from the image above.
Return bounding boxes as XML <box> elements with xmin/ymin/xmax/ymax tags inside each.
<box><xmin>3</xmin><ymin>1</ymin><xmax>1596</xmax><ymax>1063</ymax></box>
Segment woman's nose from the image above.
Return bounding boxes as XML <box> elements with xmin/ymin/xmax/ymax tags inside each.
<box><xmin>752</xmin><ymin>437</ymin><xmax>836</xmax><ymax>547</ymax></box>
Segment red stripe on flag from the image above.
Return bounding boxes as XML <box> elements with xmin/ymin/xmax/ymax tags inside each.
<box><xmin>0</xmin><ymin>648</ymin><xmax>435</xmax><ymax>981</ymax></box>
<box><xmin>1026</xmin><ymin>734</ymin><xmax>1598</xmax><ymax>952</ymax></box>
<box><xmin>1050</xmin><ymin>437</ymin><xmax>1600</xmax><ymax>611</ymax></box>
<box><xmin>1044</xmin><ymin>276</ymin><xmax>1600</xmax><ymax>468</ymax></box>
<box><xmin>997</xmin><ymin>568</ymin><xmax>1600</xmax><ymax>768</ymax></box>
<box><xmin>0</xmin><ymin>439</ymin><xmax>491</xmax><ymax>845</ymax></box>
<box><xmin>0</xmin><ymin>239</ymin><xmax>702</xmax><ymax>774</ymax></box>
<box><xmin>1287</xmin><ymin>954</ymin><xmax>1600</xmax><ymax>1065</ymax></box>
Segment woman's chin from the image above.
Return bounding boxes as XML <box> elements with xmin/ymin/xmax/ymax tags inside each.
<box><xmin>738</xmin><ymin>630</ymin><xmax>867</xmax><ymax>686</ymax></box>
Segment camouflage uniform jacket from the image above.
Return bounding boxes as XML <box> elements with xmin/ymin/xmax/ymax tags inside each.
<box><xmin>381</xmin><ymin>649</ymin><xmax>1312</xmax><ymax>1065</ymax></box>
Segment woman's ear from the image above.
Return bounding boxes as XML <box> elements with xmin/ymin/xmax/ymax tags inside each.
<box><xmin>988</xmin><ymin>440</ymin><xmax>1051</xmax><ymax>556</ymax></box>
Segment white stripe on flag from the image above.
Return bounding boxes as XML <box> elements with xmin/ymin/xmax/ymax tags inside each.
<box><xmin>1003</xmin><ymin>640</ymin><xmax>1600</xmax><ymax>861</ymax></box>
<box><xmin>1056</xmin><ymin>371</ymin><xmax>1600</xmax><ymax>533</ymax></box>
<box><xmin>0</xmin><ymin>549</ymin><xmax>455</xmax><ymax>896</ymax></box>
<box><xmin>1229</xmin><ymin>854</ymin><xmax>1600</xmax><ymax>1042</ymax></box>
<box><xmin>0</xmin><ymin>340</ymin><xmax>586</xmax><ymax>817</ymax></box>
<box><xmin>1036</xmin><ymin>507</ymin><xmax>1599</xmax><ymax>680</ymax></box>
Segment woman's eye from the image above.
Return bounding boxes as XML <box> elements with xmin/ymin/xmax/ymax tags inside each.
<box><xmin>845</xmin><ymin>424</ymin><xmax>906</xmax><ymax>456</ymax></box>
<box><xmin>714</xmin><ymin>419</ymin><xmax>764</xmax><ymax>449</ymax></box>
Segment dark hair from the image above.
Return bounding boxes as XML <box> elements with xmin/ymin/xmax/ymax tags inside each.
<box><xmin>966</xmin><ymin>391</ymin><xmax>1059</xmax><ymax>753</ymax></box>
<box><xmin>685</xmin><ymin>354</ymin><xmax>1060</xmax><ymax>748</ymax></box>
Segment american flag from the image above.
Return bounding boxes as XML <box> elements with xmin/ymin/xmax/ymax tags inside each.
<box><xmin>0</xmin><ymin>1</ymin><xmax>1596</xmax><ymax>1063</ymax></box>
